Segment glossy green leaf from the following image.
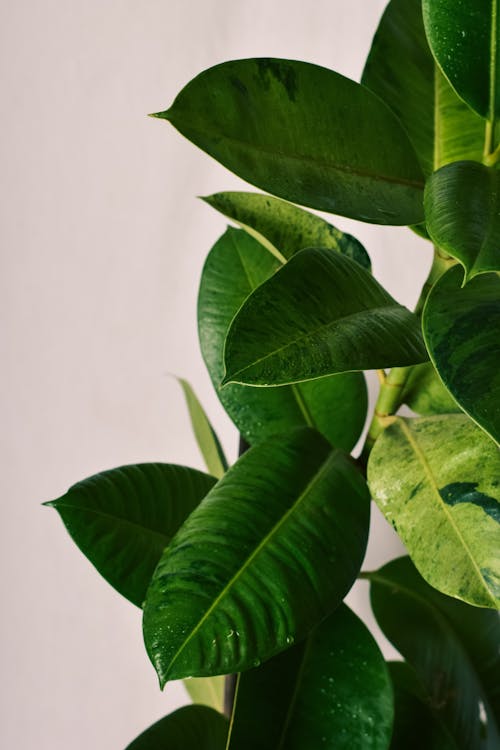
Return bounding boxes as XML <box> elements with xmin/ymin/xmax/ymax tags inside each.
<box><xmin>425</xmin><ymin>162</ymin><xmax>500</xmax><ymax>280</ymax></box>
<box><xmin>45</xmin><ymin>464</ymin><xmax>216</xmax><ymax>607</ymax></box>
<box><xmin>368</xmin><ymin>414</ymin><xmax>500</xmax><ymax>608</ymax></box>
<box><xmin>401</xmin><ymin>362</ymin><xmax>461</xmax><ymax>416</ymax></box>
<box><xmin>362</xmin><ymin>0</ymin><xmax>484</xmax><ymax>177</ymax></box>
<box><xmin>388</xmin><ymin>662</ymin><xmax>458</xmax><ymax>749</ymax></box>
<box><xmin>143</xmin><ymin>428</ymin><xmax>370</xmax><ymax>686</ymax></box>
<box><xmin>183</xmin><ymin>676</ymin><xmax>225</xmax><ymax>713</ymax></box>
<box><xmin>176</xmin><ymin>377</ymin><xmax>228</xmax><ymax>479</ymax></box>
<box><xmin>124</xmin><ymin>705</ymin><xmax>228</xmax><ymax>750</ymax></box>
<box><xmin>198</xmin><ymin>228</ymin><xmax>368</xmax><ymax>449</ymax></box>
<box><xmin>423</xmin><ymin>0</ymin><xmax>500</xmax><ymax>119</ymax></box>
<box><xmin>202</xmin><ymin>191</ymin><xmax>371</xmax><ymax>269</ymax></box>
<box><xmin>222</xmin><ymin>247</ymin><xmax>427</xmax><ymax>387</ymax></box>
<box><xmin>423</xmin><ymin>267</ymin><xmax>500</xmax><ymax>445</ymax></box>
<box><xmin>369</xmin><ymin>557</ymin><xmax>500</xmax><ymax>749</ymax></box>
<box><xmin>227</xmin><ymin>605</ymin><xmax>393</xmax><ymax>750</ymax></box>
<box><xmin>152</xmin><ymin>58</ymin><xmax>425</xmax><ymax>225</ymax></box>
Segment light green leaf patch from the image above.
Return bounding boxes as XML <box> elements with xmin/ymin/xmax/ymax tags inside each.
<box><xmin>368</xmin><ymin>414</ymin><xmax>500</xmax><ymax>608</ymax></box>
<box><xmin>401</xmin><ymin>362</ymin><xmax>461</xmax><ymax>416</ymax></box>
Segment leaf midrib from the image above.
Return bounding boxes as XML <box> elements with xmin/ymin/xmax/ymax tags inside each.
<box><xmin>164</xmin><ymin>450</ymin><xmax>339</xmax><ymax>679</ymax></box>
<box><xmin>225</xmin><ymin>304</ymin><xmax>416</xmax><ymax>384</ymax></box>
<box><xmin>396</xmin><ymin>419</ymin><xmax>497</xmax><ymax>608</ymax></box>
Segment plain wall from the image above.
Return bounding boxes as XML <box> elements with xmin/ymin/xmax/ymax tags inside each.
<box><xmin>1</xmin><ymin>1</ymin><xmax>432</xmax><ymax>747</ymax></box>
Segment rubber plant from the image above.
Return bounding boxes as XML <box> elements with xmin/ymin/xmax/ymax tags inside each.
<box><xmin>46</xmin><ymin>2</ymin><xmax>500</xmax><ymax>748</ymax></box>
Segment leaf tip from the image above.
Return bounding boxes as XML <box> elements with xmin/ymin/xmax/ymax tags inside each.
<box><xmin>148</xmin><ymin>109</ymin><xmax>171</xmax><ymax>120</ymax></box>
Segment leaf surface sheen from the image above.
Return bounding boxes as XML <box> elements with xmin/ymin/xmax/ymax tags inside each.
<box><xmin>45</xmin><ymin>463</ymin><xmax>216</xmax><ymax>607</ymax></box>
<box><xmin>368</xmin><ymin>414</ymin><xmax>500</xmax><ymax>608</ymax></box>
<box><xmin>142</xmin><ymin>428</ymin><xmax>370</xmax><ymax>686</ymax></box>
<box><xmin>227</xmin><ymin>605</ymin><xmax>393</xmax><ymax>750</ymax></box>
<box><xmin>155</xmin><ymin>58</ymin><xmax>425</xmax><ymax>225</ymax></box>
<box><xmin>198</xmin><ymin>228</ymin><xmax>368</xmax><ymax>449</ymax></box>
<box><xmin>223</xmin><ymin>247</ymin><xmax>427</xmax><ymax>387</ymax></box>
<box><xmin>423</xmin><ymin>267</ymin><xmax>500</xmax><ymax>445</ymax></box>
<box><xmin>362</xmin><ymin>0</ymin><xmax>484</xmax><ymax>177</ymax></box>
<box><xmin>369</xmin><ymin>557</ymin><xmax>500</xmax><ymax>749</ymax></box>
<box><xmin>124</xmin><ymin>705</ymin><xmax>228</xmax><ymax>750</ymax></box>
<box><xmin>425</xmin><ymin>162</ymin><xmax>500</xmax><ymax>280</ymax></box>
<box><xmin>423</xmin><ymin>0</ymin><xmax>500</xmax><ymax>120</ymax></box>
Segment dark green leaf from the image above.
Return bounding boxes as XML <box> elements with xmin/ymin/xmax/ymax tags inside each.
<box><xmin>228</xmin><ymin>605</ymin><xmax>393</xmax><ymax>750</ymax></box>
<box><xmin>176</xmin><ymin>377</ymin><xmax>228</xmax><ymax>478</ymax></box>
<box><xmin>45</xmin><ymin>464</ymin><xmax>216</xmax><ymax>607</ymax></box>
<box><xmin>423</xmin><ymin>267</ymin><xmax>500</xmax><ymax>445</ymax></box>
<box><xmin>143</xmin><ymin>428</ymin><xmax>370</xmax><ymax>685</ymax></box>
<box><xmin>222</xmin><ymin>247</ymin><xmax>427</xmax><ymax>387</ymax></box>
<box><xmin>425</xmin><ymin>162</ymin><xmax>500</xmax><ymax>280</ymax></box>
<box><xmin>388</xmin><ymin>662</ymin><xmax>458</xmax><ymax>749</ymax></box>
<box><xmin>153</xmin><ymin>58</ymin><xmax>425</xmax><ymax>224</ymax></box>
<box><xmin>401</xmin><ymin>362</ymin><xmax>461</xmax><ymax>415</ymax></box>
<box><xmin>202</xmin><ymin>191</ymin><xmax>371</xmax><ymax>268</ymax></box>
<box><xmin>198</xmin><ymin>228</ymin><xmax>368</xmax><ymax>449</ymax></box>
<box><xmin>362</xmin><ymin>0</ymin><xmax>484</xmax><ymax>177</ymax></box>
<box><xmin>124</xmin><ymin>705</ymin><xmax>228</xmax><ymax>750</ymax></box>
<box><xmin>422</xmin><ymin>0</ymin><xmax>499</xmax><ymax>120</ymax></box>
<box><xmin>369</xmin><ymin>557</ymin><xmax>500</xmax><ymax>749</ymax></box>
<box><xmin>368</xmin><ymin>414</ymin><xmax>500</xmax><ymax>608</ymax></box>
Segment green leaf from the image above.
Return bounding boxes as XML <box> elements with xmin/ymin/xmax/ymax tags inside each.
<box><xmin>425</xmin><ymin>162</ymin><xmax>500</xmax><ymax>280</ymax></box>
<box><xmin>143</xmin><ymin>428</ymin><xmax>370</xmax><ymax>686</ymax></box>
<box><xmin>401</xmin><ymin>362</ymin><xmax>461</xmax><ymax>416</ymax></box>
<box><xmin>422</xmin><ymin>0</ymin><xmax>500</xmax><ymax>120</ymax></box>
<box><xmin>369</xmin><ymin>557</ymin><xmax>500</xmax><ymax>749</ymax></box>
<box><xmin>176</xmin><ymin>377</ymin><xmax>228</xmax><ymax>479</ymax></box>
<box><xmin>423</xmin><ymin>267</ymin><xmax>500</xmax><ymax>445</ymax></box>
<box><xmin>202</xmin><ymin>191</ymin><xmax>371</xmax><ymax>269</ymax></box>
<box><xmin>362</xmin><ymin>0</ymin><xmax>484</xmax><ymax>177</ymax></box>
<box><xmin>222</xmin><ymin>247</ymin><xmax>427</xmax><ymax>387</ymax></box>
<box><xmin>44</xmin><ymin>464</ymin><xmax>216</xmax><ymax>607</ymax></box>
<box><xmin>124</xmin><ymin>705</ymin><xmax>228</xmax><ymax>750</ymax></box>
<box><xmin>183</xmin><ymin>676</ymin><xmax>225</xmax><ymax>713</ymax></box>
<box><xmin>153</xmin><ymin>58</ymin><xmax>425</xmax><ymax>225</ymax></box>
<box><xmin>389</xmin><ymin>662</ymin><xmax>458</xmax><ymax>749</ymax></box>
<box><xmin>368</xmin><ymin>414</ymin><xmax>500</xmax><ymax>608</ymax></box>
<box><xmin>198</xmin><ymin>228</ymin><xmax>368</xmax><ymax>450</ymax></box>
<box><xmin>227</xmin><ymin>604</ymin><xmax>393</xmax><ymax>750</ymax></box>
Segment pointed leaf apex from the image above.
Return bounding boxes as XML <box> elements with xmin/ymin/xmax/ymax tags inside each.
<box><xmin>148</xmin><ymin>109</ymin><xmax>171</xmax><ymax>120</ymax></box>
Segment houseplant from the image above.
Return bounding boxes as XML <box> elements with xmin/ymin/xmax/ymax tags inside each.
<box><xmin>46</xmin><ymin>0</ymin><xmax>500</xmax><ymax>747</ymax></box>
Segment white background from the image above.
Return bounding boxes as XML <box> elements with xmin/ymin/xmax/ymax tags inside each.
<box><xmin>1</xmin><ymin>1</ymin><xmax>432</xmax><ymax>747</ymax></box>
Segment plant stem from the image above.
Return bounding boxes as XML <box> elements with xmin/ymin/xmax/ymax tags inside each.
<box><xmin>360</xmin><ymin>246</ymin><xmax>455</xmax><ymax>465</ymax></box>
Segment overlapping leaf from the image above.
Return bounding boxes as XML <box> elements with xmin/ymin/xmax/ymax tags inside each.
<box><xmin>124</xmin><ymin>705</ymin><xmax>228</xmax><ymax>750</ymax></box>
<box><xmin>368</xmin><ymin>414</ymin><xmax>500</xmax><ymax>608</ymax></box>
<box><xmin>362</xmin><ymin>0</ymin><xmax>484</xmax><ymax>177</ymax></box>
<box><xmin>425</xmin><ymin>162</ymin><xmax>500</xmax><ymax>280</ymax></box>
<box><xmin>401</xmin><ymin>362</ymin><xmax>460</xmax><ymax>416</ymax></box>
<box><xmin>143</xmin><ymin>428</ymin><xmax>370</xmax><ymax>686</ymax></box>
<box><xmin>222</xmin><ymin>247</ymin><xmax>427</xmax><ymax>387</ymax></box>
<box><xmin>152</xmin><ymin>58</ymin><xmax>425</xmax><ymax>224</ymax></box>
<box><xmin>423</xmin><ymin>0</ymin><xmax>500</xmax><ymax>120</ymax></box>
<box><xmin>227</xmin><ymin>604</ymin><xmax>393</xmax><ymax>750</ymax></box>
<box><xmin>45</xmin><ymin>464</ymin><xmax>216</xmax><ymax>607</ymax></box>
<box><xmin>177</xmin><ymin>377</ymin><xmax>227</xmax><ymax>478</ymax></box>
<box><xmin>202</xmin><ymin>191</ymin><xmax>370</xmax><ymax>268</ymax></box>
<box><xmin>423</xmin><ymin>267</ymin><xmax>500</xmax><ymax>445</ymax></box>
<box><xmin>388</xmin><ymin>662</ymin><xmax>457</xmax><ymax>749</ymax></box>
<box><xmin>369</xmin><ymin>557</ymin><xmax>500</xmax><ymax>749</ymax></box>
<box><xmin>198</xmin><ymin>228</ymin><xmax>368</xmax><ymax>449</ymax></box>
